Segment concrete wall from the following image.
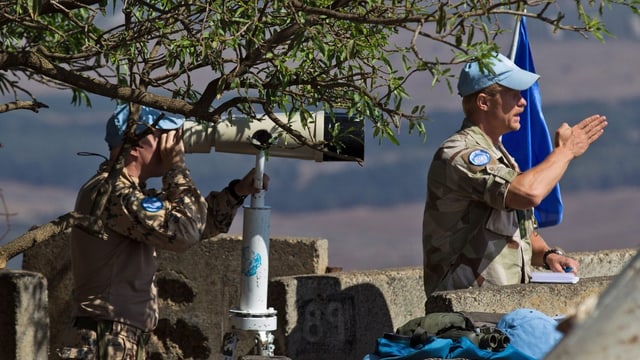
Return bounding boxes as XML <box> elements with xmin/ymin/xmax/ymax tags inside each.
<box><xmin>268</xmin><ymin>249</ymin><xmax>637</xmax><ymax>359</ymax></box>
<box><xmin>10</xmin><ymin>229</ymin><xmax>638</xmax><ymax>359</ymax></box>
<box><xmin>21</xmin><ymin>232</ymin><xmax>328</xmax><ymax>359</ymax></box>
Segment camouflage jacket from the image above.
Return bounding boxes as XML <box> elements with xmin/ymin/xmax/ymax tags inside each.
<box><xmin>70</xmin><ymin>161</ymin><xmax>243</xmax><ymax>331</ymax></box>
<box><xmin>422</xmin><ymin>119</ymin><xmax>536</xmax><ymax>297</ymax></box>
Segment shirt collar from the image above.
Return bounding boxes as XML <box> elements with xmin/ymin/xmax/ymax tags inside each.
<box><xmin>459</xmin><ymin>119</ymin><xmax>506</xmax><ymax>162</ymax></box>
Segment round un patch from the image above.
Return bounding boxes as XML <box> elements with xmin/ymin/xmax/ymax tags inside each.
<box><xmin>141</xmin><ymin>196</ymin><xmax>163</xmax><ymax>213</ymax></box>
<box><xmin>468</xmin><ymin>149</ymin><xmax>491</xmax><ymax>166</ymax></box>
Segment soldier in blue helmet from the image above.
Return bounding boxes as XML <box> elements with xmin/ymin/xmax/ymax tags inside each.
<box><xmin>58</xmin><ymin>104</ymin><xmax>268</xmax><ymax>359</ymax></box>
<box><xmin>422</xmin><ymin>53</ymin><xmax>607</xmax><ymax>300</ymax></box>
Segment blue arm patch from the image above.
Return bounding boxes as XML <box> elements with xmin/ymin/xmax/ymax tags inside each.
<box><xmin>468</xmin><ymin>149</ymin><xmax>491</xmax><ymax>166</ymax></box>
<box><xmin>141</xmin><ymin>196</ymin><xmax>163</xmax><ymax>213</ymax></box>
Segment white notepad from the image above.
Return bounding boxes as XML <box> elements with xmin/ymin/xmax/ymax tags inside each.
<box><xmin>530</xmin><ymin>271</ymin><xmax>580</xmax><ymax>284</ymax></box>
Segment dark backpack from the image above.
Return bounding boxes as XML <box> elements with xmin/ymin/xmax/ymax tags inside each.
<box><xmin>395</xmin><ymin>312</ymin><xmax>510</xmax><ymax>352</ymax></box>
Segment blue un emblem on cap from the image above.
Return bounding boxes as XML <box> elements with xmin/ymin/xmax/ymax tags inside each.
<box><xmin>468</xmin><ymin>149</ymin><xmax>491</xmax><ymax>166</ymax></box>
<box><xmin>141</xmin><ymin>196</ymin><xmax>163</xmax><ymax>213</ymax></box>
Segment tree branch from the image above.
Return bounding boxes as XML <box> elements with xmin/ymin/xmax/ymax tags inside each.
<box><xmin>0</xmin><ymin>211</ymin><xmax>95</xmax><ymax>269</ymax></box>
<box><xmin>0</xmin><ymin>51</ymin><xmax>200</xmax><ymax>118</ymax></box>
<box><xmin>0</xmin><ymin>101</ymin><xmax>49</xmax><ymax>114</ymax></box>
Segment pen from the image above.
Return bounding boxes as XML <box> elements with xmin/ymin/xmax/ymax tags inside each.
<box><xmin>563</xmin><ymin>266</ymin><xmax>574</xmax><ymax>273</ymax></box>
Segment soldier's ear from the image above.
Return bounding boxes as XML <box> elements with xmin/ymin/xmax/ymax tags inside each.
<box><xmin>128</xmin><ymin>144</ymin><xmax>142</xmax><ymax>159</ymax></box>
<box><xmin>476</xmin><ymin>93</ymin><xmax>490</xmax><ymax>111</ymax></box>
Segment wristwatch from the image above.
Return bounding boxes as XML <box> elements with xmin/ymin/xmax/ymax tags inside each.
<box><xmin>543</xmin><ymin>248</ymin><xmax>564</xmax><ymax>270</ymax></box>
<box><xmin>227</xmin><ymin>179</ymin><xmax>247</xmax><ymax>203</ymax></box>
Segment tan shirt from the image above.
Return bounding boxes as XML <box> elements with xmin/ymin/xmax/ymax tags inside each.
<box><xmin>422</xmin><ymin>120</ymin><xmax>537</xmax><ymax>297</ymax></box>
<box><xmin>70</xmin><ymin>161</ymin><xmax>241</xmax><ymax>331</ymax></box>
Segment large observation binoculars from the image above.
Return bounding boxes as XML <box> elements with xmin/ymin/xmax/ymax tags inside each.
<box><xmin>183</xmin><ymin>111</ymin><xmax>364</xmax><ymax>162</ymax></box>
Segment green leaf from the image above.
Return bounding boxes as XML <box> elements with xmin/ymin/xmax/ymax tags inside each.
<box><xmin>26</xmin><ymin>0</ymin><xmax>42</xmax><ymax>19</ymax></box>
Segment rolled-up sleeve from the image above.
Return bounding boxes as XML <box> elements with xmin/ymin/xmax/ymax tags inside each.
<box><xmin>202</xmin><ymin>188</ymin><xmax>243</xmax><ymax>239</ymax></box>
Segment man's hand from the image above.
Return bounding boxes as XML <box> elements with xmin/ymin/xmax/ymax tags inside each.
<box><xmin>159</xmin><ymin>129</ymin><xmax>186</xmax><ymax>171</ymax></box>
<box><xmin>545</xmin><ymin>252</ymin><xmax>580</xmax><ymax>275</ymax></box>
<box><xmin>555</xmin><ymin>115</ymin><xmax>607</xmax><ymax>158</ymax></box>
<box><xmin>234</xmin><ymin>168</ymin><xmax>270</xmax><ymax>196</ymax></box>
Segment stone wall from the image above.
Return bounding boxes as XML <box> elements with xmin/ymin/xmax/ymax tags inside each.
<box><xmin>13</xmin><ymin>229</ymin><xmax>639</xmax><ymax>359</ymax></box>
<box><xmin>22</xmin><ymin>232</ymin><xmax>328</xmax><ymax>359</ymax></box>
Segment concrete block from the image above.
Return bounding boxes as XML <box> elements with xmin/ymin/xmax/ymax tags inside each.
<box><xmin>425</xmin><ymin>276</ymin><xmax>612</xmax><ymax>317</ymax></box>
<box><xmin>0</xmin><ymin>269</ymin><xmax>49</xmax><ymax>360</ymax></box>
<box><xmin>570</xmin><ymin>248</ymin><xmax>636</xmax><ymax>278</ymax></box>
<box><xmin>269</xmin><ymin>267</ymin><xmax>426</xmax><ymax>360</ymax></box>
<box><xmin>21</xmin><ymin>230</ymin><xmax>72</xmax><ymax>359</ymax></box>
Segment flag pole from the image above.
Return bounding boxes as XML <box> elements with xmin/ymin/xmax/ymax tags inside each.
<box><xmin>508</xmin><ymin>17</ymin><xmax>521</xmax><ymax>61</ymax></box>
<box><xmin>508</xmin><ymin>9</ymin><xmax>525</xmax><ymax>61</ymax></box>
<box><xmin>502</xmin><ymin>10</ymin><xmax>522</xmax><ymax>144</ymax></box>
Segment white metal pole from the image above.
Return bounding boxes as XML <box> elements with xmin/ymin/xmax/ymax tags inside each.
<box><xmin>239</xmin><ymin>149</ymin><xmax>271</xmax><ymax>312</ymax></box>
<box><xmin>227</xmin><ymin>142</ymin><xmax>277</xmax><ymax>357</ymax></box>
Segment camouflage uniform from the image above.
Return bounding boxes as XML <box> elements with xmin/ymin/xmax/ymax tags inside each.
<box><xmin>422</xmin><ymin>119</ymin><xmax>537</xmax><ymax>298</ymax></box>
<box><xmin>58</xmin><ymin>161</ymin><xmax>243</xmax><ymax>359</ymax></box>
<box><xmin>57</xmin><ymin>320</ymin><xmax>150</xmax><ymax>360</ymax></box>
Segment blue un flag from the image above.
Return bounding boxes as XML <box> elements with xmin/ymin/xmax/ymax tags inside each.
<box><xmin>502</xmin><ymin>17</ymin><xmax>563</xmax><ymax>227</ymax></box>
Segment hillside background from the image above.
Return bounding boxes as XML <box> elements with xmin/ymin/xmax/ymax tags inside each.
<box><xmin>1</xmin><ymin>7</ymin><xmax>639</xmax><ymax>270</ymax></box>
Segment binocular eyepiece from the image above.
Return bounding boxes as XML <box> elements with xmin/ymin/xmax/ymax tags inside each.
<box><xmin>182</xmin><ymin>111</ymin><xmax>364</xmax><ymax>162</ymax></box>
<box><xmin>476</xmin><ymin>332</ymin><xmax>510</xmax><ymax>351</ymax></box>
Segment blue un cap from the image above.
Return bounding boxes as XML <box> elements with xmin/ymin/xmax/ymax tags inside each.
<box><xmin>105</xmin><ymin>104</ymin><xmax>185</xmax><ymax>149</ymax></box>
<box><xmin>496</xmin><ymin>308</ymin><xmax>564</xmax><ymax>359</ymax></box>
<box><xmin>457</xmin><ymin>53</ymin><xmax>540</xmax><ymax>97</ymax></box>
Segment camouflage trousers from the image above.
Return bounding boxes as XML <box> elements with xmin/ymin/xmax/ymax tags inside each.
<box><xmin>57</xmin><ymin>317</ymin><xmax>150</xmax><ymax>360</ymax></box>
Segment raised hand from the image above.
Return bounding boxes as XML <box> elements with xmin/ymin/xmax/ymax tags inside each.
<box><xmin>555</xmin><ymin>114</ymin><xmax>607</xmax><ymax>158</ymax></box>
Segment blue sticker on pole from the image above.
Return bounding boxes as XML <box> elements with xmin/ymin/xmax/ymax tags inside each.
<box><xmin>242</xmin><ymin>247</ymin><xmax>262</xmax><ymax>277</ymax></box>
